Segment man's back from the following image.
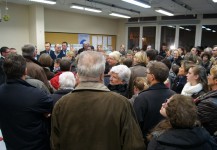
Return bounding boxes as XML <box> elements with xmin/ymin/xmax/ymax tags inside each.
<box><xmin>0</xmin><ymin>79</ymin><xmax>52</xmax><ymax>150</ymax></box>
<box><xmin>51</xmin><ymin>82</ymin><xmax>145</xmax><ymax>150</ymax></box>
<box><xmin>134</xmin><ymin>83</ymin><xmax>175</xmax><ymax>138</ymax></box>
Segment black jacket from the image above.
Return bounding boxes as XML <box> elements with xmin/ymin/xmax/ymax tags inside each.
<box><xmin>0</xmin><ymin>79</ymin><xmax>53</xmax><ymax>150</ymax></box>
<box><xmin>196</xmin><ymin>90</ymin><xmax>217</xmax><ymax>136</ymax></box>
<box><xmin>108</xmin><ymin>83</ymin><xmax>129</xmax><ymax>98</ymax></box>
<box><xmin>133</xmin><ymin>83</ymin><xmax>175</xmax><ymax>140</ymax></box>
<box><xmin>148</xmin><ymin>127</ymin><xmax>217</xmax><ymax>150</ymax></box>
<box><xmin>51</xmin><ymin>89</ymin><xmax>73</xmax><ymax>106</ymax></box>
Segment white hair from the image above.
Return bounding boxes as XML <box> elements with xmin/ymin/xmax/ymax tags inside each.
<box><xmin>59</xmin><ymin>72</ymin><xmax>76</xmax><ymax>90</ymax></box>
<box><xmin>110</xmin><ymin>65</ymin><xmax>131</xmax><ymax>84</ymax></box>
<box><xmin>77</xmin><ymin>51</ymin><xmax>105</xmax><ymax>81</ymax></box>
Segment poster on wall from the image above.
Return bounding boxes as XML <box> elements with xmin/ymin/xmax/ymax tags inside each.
<box><xmin>103</xmin><ymin>36</ymin><xmax>107</xmax><ymax>49</ymax></box>
<box><xmin>92</xmin><ymin>36</ymin><xmax>98</xmax><ymax>50</ymax></box>
<box><xmin>97</xmin><ymin>36</ymin><xmax>102</xmax><ymax>45</ymax></box>
<box><xmin>78</xmin><ymin>34</ymin><xmax>90</xmax><ymax>44</ymax></box>
<box><xmin>108</xmin><ymin>36</ymin><xmax>112</xmax><ymax>45</ymax></box>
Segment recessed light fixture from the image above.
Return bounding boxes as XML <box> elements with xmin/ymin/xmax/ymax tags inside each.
<box><xmin>29</xmin><ymin>0</ymin><xmax>56</xmax><ymax>5</ymax></box>
<box><xmin>212</xmin><ymin>0</ymin><xmax>217</xmax><ymax>2</ymax></box>
<box><xmin>155</xmin><ymin>8</ymin><xmax>174</xmax><ymax>16</ymax></box>
<box><xmin>109</xmin><ymin>13</ymin><xmax>131</xmax><ymax>18</ymax></box>
<box><xmin>84</xmin><ymin>7</ymin><xmax>102</xmax><ymax>13</ymax></box>
<box><xmin>121</xmin><ymin>0</ymin><xmax>151</xmax><ymax>8</ymax></box>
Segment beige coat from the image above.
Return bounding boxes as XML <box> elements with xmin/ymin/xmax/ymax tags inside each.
<box><xmin>51</xmin><ymin>82</ymin><xmax>145</xmax><ymax>150</ymax></box>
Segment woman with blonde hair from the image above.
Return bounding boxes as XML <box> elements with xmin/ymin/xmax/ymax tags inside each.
<box><xmin>128</xmin><ymin>51</ymin><xmax>148</xmax><ymax>98</ymax></box>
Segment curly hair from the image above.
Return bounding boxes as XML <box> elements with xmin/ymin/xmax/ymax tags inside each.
<box><xmin>166</xmin><ymin>94</ymin><xmax>198</xmax><ymax>128</ymax></box>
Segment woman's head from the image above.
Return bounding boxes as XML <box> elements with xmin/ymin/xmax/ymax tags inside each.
<box><xmin>109</xmin><ymin>65</ymin><xmax>131</xmax><ymax>85</ymax></box>
<box><xmin>178</xmin><ymin>60</ymin><xmax>195</xmax><ymax>76</ymax></box>
<box><xmin>38</xmin><ymin>53</ymin><xmax>53</xmax><ymax>67</ymax></box>
<box><xmin>160</xmin><ymin>94</ymin><xmax>198</xmax><ymax>128</ymax></box>
<box><xmin>133</xmin><ymin>51</ymin><xmax>147</xmax><ymax>66</ymax></box>
<box><xmin>187</xmin><ymin>65</ymin><xmax>208</xmax><ymax>91</ymax></box>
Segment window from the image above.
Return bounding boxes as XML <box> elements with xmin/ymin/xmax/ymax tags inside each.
<box><xmin>161</xmin><ymin>26</ymin><xmax>176</xmax><ymax>49</ymax></box>
<box><xmin>128</xmin><ymin>27</ymin><xmax>140</xmax><ymax>50</ymax></box>
<box><xmin>179</xmin><ymin>25</ymin><xmax>196</xmax><ymax>51</ymax></box>
<box><xmin>201</xmin><ymin>25</ymin><xmax>217</xmax><ymax>47</ymax></box>
<box><xmin>142</xmin><ymin>26</ymin><xmax>156</xmax><ymax>50</ymax></box>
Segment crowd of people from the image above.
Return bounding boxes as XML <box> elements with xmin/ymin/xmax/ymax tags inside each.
<box><xmin>0</xmin><ymin>42</ymin><xmax>217</xmax><ymax>149</ymax></box>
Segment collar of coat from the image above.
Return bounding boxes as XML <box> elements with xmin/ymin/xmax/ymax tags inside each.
<box><xmin>74</xmin><ymin>81</ymin><xmax>110</xmax><ymax>92</ymax></box>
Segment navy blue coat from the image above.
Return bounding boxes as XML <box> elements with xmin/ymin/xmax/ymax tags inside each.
<box><xmin>148</xmin><ymin>127</ymin><xmax>217</xmax><ymax>150</ymax></box>
<box><xmin>133</xmin><ymin>83</ymin><xmax>175</xmax><ymax>140</ymax></box>
<box><xmin>0</xmin><ymin>79</ymin><xmax>53</xmax><ymax>150</ymax></box>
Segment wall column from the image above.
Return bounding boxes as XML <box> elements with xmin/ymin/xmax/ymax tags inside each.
<box><xmin>29</xmin><ymin>4</ymin><xmax>45</xmax><ymax>52</ymax></box>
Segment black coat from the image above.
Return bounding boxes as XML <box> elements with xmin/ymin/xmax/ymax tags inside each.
<box><xmin>148</xmin><ymin>127</ymin><xmax>217</xmax><ymax>150</ymax></box>
<box><xmin>0</xmin><ymin>57</ymin><xmax>6</xmax><ymax>85</ymax></box>
<box><xmin>51</xmin><ymin>89</ymin><xmax>73</xmax><ymax>106</ymax></box>
<box><xmin>133</xmin><ymin>83</ymin><xmax>175</xmax><ymax>140</ymax></box>
<box><xmin>196</xmin><ymin>90</ymin><xmax>217</xmax><ymax>137</ymax></box>
<box><xmin>0</xmin><ymin>79</ymin><xmax>53</xmax><ymax>150</ymax></box>
<box><xmin>107</xmin><ymin>84</ymin><xmax>129</xmax><ymax>98</ymax></box>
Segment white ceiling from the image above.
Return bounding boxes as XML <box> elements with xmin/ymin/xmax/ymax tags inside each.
<box><xmin>3</xmin><ymin>0</ymin><xmax>217</xmax><ymax>19</ymax></box>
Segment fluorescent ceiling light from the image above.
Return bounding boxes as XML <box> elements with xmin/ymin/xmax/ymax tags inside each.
<box><xmin>29</xmin><ymin>0</ymin><xmax>56</xmax><ymax>5</ymax></box>
<box><xmin>70</xmin><ymin>5</ymin><xmax>84</xmax><ymax>10</ymax></box>
<box><xmin>168</xmin><ymin>25</ymin><xmax>175</xmax><ymax>28</ymax></box>
<box><xmin>179</xmin><ymin>26</ymin><xmax>184</xmax><ymax>29</ymax></box>
<box><xmin>185</xmin><ymin>28</ymin><xmax>191</xmax><ymax>31</ymax></box>
<box><xmin>202</xmin><ymin>26</ymin><xmax>206</xmax><ymax>29</ymax></box>
<box><xmin>109</xmin><ymin>13</ymin><xmax>131</xmax><ymax>18</ymax></box>
<box><xmin>84</xmin><ymin>7</ymin><xmax>102</xmax><ymax>13</ymax></box>
<box><xmin>155</xmin><ymin>8</ymin><xmax>174</xmax><ymax>16</ymax></box>
<box><xmin>206</xmin><ymin>28</ymin><xmax>211</xmax><ymax>31</ymax></box>
<box><xmin>212</xmin><ymin>30</ymin><xmax>216</xmax><ymax>32</ymax></box>
<box><xmin>70</xmin><ymin>4</ymin><xmax>101</xmax><ymax>13</ymax></box>
<box><xmin>121</xmin><ymin>0</ymin><xmax>151</xmax><ymax>8</ymax></box>
<box><xmin>213</xmin><ymin>0</ymin><xmax>217</xmax><ymax>2</ymax></box>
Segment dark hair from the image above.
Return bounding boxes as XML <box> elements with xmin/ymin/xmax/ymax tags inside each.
<box><xmin>38</xmin><ymin>53</ymin><xmax>53</xmax><ymax>67</ymax></box>
<box><xmin>45</xmin><ymin>42</ymin><xmax>51</xmax><ymax>46</ymax></box>
<box><xmin>4</xmin><ymin>54</ymin><xmax>26</xmax><ymax>79</ymax></box>
<box><xmin>172</xmin><ymin>64</ymin><xmax>179</xmax><ymax>75</ymax></box>
<box><xmin>0</xmin><ymin>46</ymin><xmax>9</xmax><ymax>53</ymax></box>
<box><xmin>62</xmin><ymin>41</ymin><xmax>68</xmax><ymax>46</ymax></box>
<box><xmin>123</xmin><ymin>58</ymin><xmax>133</xmax><ymax>68</ymax></box>
<box><xmin>148</xmin><ymin>61</ymin><xmax>169</xmax><ymax>83</ymax></box>
<box><xmin>155</xmin><ymin>55</ymin><xmax>164</xmax><ymax>61</ymax></box>
<box><xmin>146</xmin><ymin>49</ymin><xmax>158</xmax><ymax>61</ymax></box>
<box><xmin>60</xmin><ymin>59</ymin><xmax>71</xmax><ymax>71</ymax></box>
<box><xmin>201</xmin><ymin>52</ymin><xmax>211</xmax><ymax>60</ymax></box>
<box><xmin>167</xmin><ymin>94</ymin><xmax>198</xmax><ymax>128</ymax></box>
<box><xmin>161</xmin><ymin>58</ymin><xmax>171</xmax><ymax>69</ymax></box>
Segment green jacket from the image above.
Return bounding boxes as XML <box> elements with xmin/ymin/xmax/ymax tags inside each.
<box><xmin>51</xmin><ymin>82</ymin><xmax>145</xmax><ymax>150</ymax></box>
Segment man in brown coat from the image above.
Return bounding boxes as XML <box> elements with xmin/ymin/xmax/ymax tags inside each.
<box><xmin>51</xmin><ymin>51</ymin><xmax>145</xmax><ymax>150</ymax></box>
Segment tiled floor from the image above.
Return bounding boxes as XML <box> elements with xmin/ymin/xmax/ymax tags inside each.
<box><xmin>0</xmin><ymin>130</ymin><xmax>6</xmax><ymax>150</ymax></box>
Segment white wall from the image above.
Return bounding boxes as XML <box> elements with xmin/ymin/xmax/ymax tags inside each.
<box><xmin>0</xmin><ymin>3</ymin><xmax>127</xmax><ymax>53</ymax></box>
<box><xmin>0</xmin><ymin>3</ymin><xmax>29</xmax><ymax>54</ymax></box>
<box><xmin>44</xmin><ymin>9</ymin><xmax>119</xmax><ymax>35</ymax></box>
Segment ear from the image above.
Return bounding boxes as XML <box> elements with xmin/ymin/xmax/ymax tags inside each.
<box><xmin>24</xmin><ymin>68</ymin><xmax>27</xmax><ymax>76</ymax></box>
<box><xmin>194</xmin><ymin>74</ymin><xmax>199</xmax><ymax>80</ymax></box>
<box><xmin>75</xmin><ymin>74</ymin><xmax>80</xmax><ymax>85</ymax></box>
<box><xmin>99</xmin><ymin>73</ymin><xmax>104</xmax><ymax>83</ymax></box>
<box><xmin>214</xmin><ymin>78</ymin><xmax>217</xmax><ymax>85</ymax></box>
